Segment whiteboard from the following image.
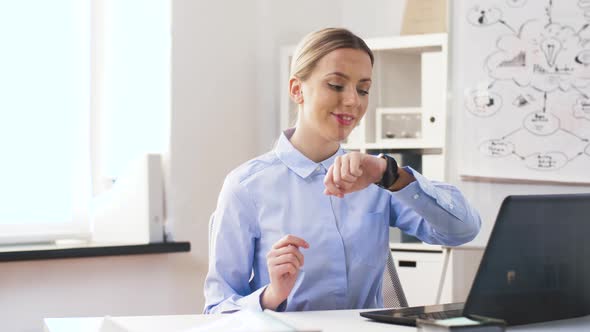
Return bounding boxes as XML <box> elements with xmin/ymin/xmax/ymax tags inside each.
<box><xmin>457</xmin><ymin>0</ymin><xmax>590</xmax><ymax>184</ymax></box>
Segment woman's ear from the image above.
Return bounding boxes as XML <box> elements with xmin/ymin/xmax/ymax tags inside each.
<box><xmin>289</xmin><ymin>77</ymin><xmax>304</xmax><ymax>104</ymax></box>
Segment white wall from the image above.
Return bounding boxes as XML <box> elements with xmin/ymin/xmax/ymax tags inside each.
<box><xmin>167</xmin><ymin>0</ymin><xmax>258</xmax><ymax>264</ymax></box>
<box><xmin>0</xmin><ymin>254</ymin><xmax>196</xmax><ymax>332</ymax></box>
<box><xmin>254</xmin><ymin>0</ymin><xmax>342</xmax><ymax>151</ymax></box>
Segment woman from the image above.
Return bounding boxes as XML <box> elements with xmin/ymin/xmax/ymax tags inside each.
<box><xmin>204</xmin><ymin>28</ymin><xmax>481</xmax><ymax>313</ymax></box>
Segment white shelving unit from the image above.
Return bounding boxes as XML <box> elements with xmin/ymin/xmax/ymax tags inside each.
<box><xmin>279</xmin><ymin>33</ymin><xmax>448</xmax><ymax>181</ymax></box>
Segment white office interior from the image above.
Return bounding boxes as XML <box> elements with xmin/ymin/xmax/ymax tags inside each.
<box><xmin>2</xmin><ymin>1</ymin><xmax>590</xmax><ymax>331</ymax></box>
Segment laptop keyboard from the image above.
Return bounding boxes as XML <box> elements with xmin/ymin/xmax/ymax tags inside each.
<box><xmin>415</xmin><ymin>309</ymin><xmax>463</xmax><ymax>320</ymax></box>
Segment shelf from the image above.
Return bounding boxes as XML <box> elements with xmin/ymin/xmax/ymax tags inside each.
<box><xmin>0</xmin><ymin>241</ymin><xmax>190</xmax><ymax>262</ymax></box>
<box><xmin>341</xmin><ymin>142</ymin><xmax>443</xmax><ymax>151</ymax></box>
<box><xmin>366</xmin><ymin>33</ymin><xmax>447</xmax><ymax>52</ymax></box>
<box><xmin>390</xmin><ymin>242</ymin><xmax>443</xmax><ymax>252</ymax></box>
<box><xmin>389</xmin><ymin>242</ymin><xmax>485</xmax><ymax>252</ymax></box>
<box><xmin>364</xmin><ymin>142</ymin><xmax>443</xmax><ymax>150</ymax></box>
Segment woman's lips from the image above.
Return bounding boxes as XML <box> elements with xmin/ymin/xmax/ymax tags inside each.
<box><xmin>332</xmin><ymin>113</ymin><xmax>354</xmax><ymax>126</ymax></box>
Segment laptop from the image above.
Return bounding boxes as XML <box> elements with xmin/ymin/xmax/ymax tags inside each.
<box><xmin>361</xmin><ymin>193</ymin><xmax>590</xmax><ymax>326</ymax></box>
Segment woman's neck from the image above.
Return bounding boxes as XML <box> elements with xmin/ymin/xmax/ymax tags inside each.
<box><xmin>289</xmin><ymin>126</ymin><xmax>340</xmax><ymax>163</ymax></box>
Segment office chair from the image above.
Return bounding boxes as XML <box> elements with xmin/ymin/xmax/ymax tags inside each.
<box><xmin>208</xmin><ymin>212</ymin><xmax>218</xmax><ymax>255</ymax></box>
<box><xmin>208</xmin><ymin>212</ymin><xmax>408</xmax><ymax>308</ymax></box>
<box><xmin>382</xmin><ymin>250</ymin><xmax>408</xmax><ymax>308</ymax></box>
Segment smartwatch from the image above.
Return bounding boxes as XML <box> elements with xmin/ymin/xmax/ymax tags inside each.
<box><xmin>375</xmin><ymin>153</ymin><xmax>400</xmax><ymax>189</ymax></box>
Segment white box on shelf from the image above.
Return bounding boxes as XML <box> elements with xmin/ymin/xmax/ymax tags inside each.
<box><xmin>375</xmin><ymin>107</ymin><xmax>422</xmax><ymax>143</ymax></box>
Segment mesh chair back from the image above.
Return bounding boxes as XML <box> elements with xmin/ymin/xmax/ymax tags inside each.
<box><xmin>381</xmin><ymin>250</ymin><xmax>408</xmax><ymax>308</ymax></box>
<box><xmin>208</xmin><ymin>212</ymin><xmax>215</xmax><ymax>254</ymax></box>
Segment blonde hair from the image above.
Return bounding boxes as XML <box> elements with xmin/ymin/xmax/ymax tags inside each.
<box><xmin>290</xmin><ymin>28</ymin><xmax>374</xmax><ymax>80</ymax></box>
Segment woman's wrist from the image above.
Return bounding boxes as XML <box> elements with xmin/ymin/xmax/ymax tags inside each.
<box><xmin>260</xmin><ymin>285</ymin><xmax>285</xmax><ymax>311</ymax></box>
<box><xmin>387</xmin><ymin>168</ymin><xmax>416</xmax><ymax>192</ymax></box>
<box><xmin>377</xmin><ymin>156</ymin><xmax>387</xmax><ymax>179</ymax></box>
<box><xmin>372</xmin><ymin>155</ymin><xmax>388</xmax><ymax>184</ymax></box>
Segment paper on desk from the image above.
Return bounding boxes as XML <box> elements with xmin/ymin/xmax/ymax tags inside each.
<box><xmin>99</xmin><ymin>316</ymin><xmax>131</xmax><ymax>332</ymax></box>
<box><xmin>262</xmin><ymin>310</ymin><xmax>321</xmax><ymax>332</ymax></box>
<box><xmin>181</xmin><ymin>309</ymin><xmax>301</xmax><ymax>332</ymax></box>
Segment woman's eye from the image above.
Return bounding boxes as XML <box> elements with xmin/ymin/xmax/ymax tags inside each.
<box><xmin>357</xmin><ymin>89</ymin><xmax>369</xmax><ymax>96</ymax></box>
<box><xmin>328</xmin><ymin>83</ymin><xmax>344</xmax><ymax>91</ymax></box>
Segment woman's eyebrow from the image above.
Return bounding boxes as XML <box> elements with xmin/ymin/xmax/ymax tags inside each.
<box><xmin>324</xmin><ymin>72</ymin><xmax>372</xmax><ymax>82</ymax></box>
<box><xmin>324</xmin><ymin>72</ymin><xmax>349</xmax><ymax>79</ymax></box>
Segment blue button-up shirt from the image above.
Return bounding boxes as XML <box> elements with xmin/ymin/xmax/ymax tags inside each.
<box><xmin>204</xmin><ymin>129</ymin><xmax>481</xmax><ymax>313</ymax></box>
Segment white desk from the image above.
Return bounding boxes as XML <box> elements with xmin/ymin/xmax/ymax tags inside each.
<box><xmin>44</xmin><ymin>309</ymin><xmax>590</xmax><ymax>332</ymax></box>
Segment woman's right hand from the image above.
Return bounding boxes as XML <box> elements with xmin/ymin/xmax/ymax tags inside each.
<box><xmin>261</xmin><ymin>234</ymin><xmax>309</xmax><ymax>310</ymax></box>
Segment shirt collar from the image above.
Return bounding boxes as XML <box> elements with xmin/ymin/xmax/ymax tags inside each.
<box><xmin>275</xmin><ymin>128</ymin><xmax>345</xmax><ymax>179</ymax></box>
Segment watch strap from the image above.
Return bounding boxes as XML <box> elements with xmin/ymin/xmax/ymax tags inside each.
<box><xmin>375</xmin><ymin>153</ymin><xmax>400</xmax><ymax>189</ymax></box>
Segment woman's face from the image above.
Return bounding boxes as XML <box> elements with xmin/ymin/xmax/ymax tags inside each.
<box><xmin>297</xmin><ymin>48</ymin><xmax>373</xmax><ymax>143</ymax></box>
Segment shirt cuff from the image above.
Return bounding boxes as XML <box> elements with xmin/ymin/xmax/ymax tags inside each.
<box><xmin>275</xmin><ymin>299</ymin><xmax>288</xmax><ymax>312</ymax></box>
<box><xmin>237</xmin><ymin>285</ymin><xmax>268</xmax><ymax>312</ymax></box>
<box><xmin>251</xmin><ymin>285</ymin><xmax>288</xmax><ymax>312</ymax></box>
<box><xmin>401</xmin><ymin>166</ymin><xmax>465</xmax><ymax>221</ymax></box>
<box><xmin>402</xmin><ymin>166</ymin><xmax>436</xmax><ymax>197</ymax></box>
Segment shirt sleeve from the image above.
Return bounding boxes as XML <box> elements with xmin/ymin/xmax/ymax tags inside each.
<box><xmin>203</xmin><ymin>175</ymin><xmax>267</xmax><ymax>314</ymax></box>
<box><xmin>388</xmin><ymin>167</ymin><xmax>482</xmax><ymax>246</ymax></box>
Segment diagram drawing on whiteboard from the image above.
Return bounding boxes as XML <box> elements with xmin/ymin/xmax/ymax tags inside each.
<box><xmin>460</xmin><ymin>0</ymin><xmax>590</xmax><ymax>183</ymax></box>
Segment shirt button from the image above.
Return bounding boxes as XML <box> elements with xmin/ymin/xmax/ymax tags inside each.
<box><xmin>449</xmin><ymin>204</ymin><xmax>454</xmax><ymax>210</ymax></box>
<box><xmin>413</xmin><ymin>194</ymin><xmax>420</xmax><ymax>200</ymax></box>
<box><xmin>316</xmin><ymin>166</ymin><xmax>321</xmax><ymax>172</ymax></box>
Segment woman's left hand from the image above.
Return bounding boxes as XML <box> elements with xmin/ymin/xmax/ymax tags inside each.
<box><xmin>323</xmin><ymin>152</ymin><xmax>386</xmax><ymax>198</ymax></box>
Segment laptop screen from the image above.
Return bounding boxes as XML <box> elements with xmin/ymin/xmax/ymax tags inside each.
<box><xmin>464</xmin><ymin>194</ymin><xmax>590</xmax><ymax>325</ymax></box>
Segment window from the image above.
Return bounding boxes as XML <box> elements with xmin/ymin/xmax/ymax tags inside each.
<box><xmin>97</xmin><ymin>0</ymin><xmax>170</xmax><ymax>184</ymax></box>
<box><xmin>0</xmin><ymin>1</ymin><xmax>91</xmax><ymax>244</ymax></box>
<box><xmin>0</xmin><ymin>0</ymin><xmax>170</xmax><ymax>244</ymax></box>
